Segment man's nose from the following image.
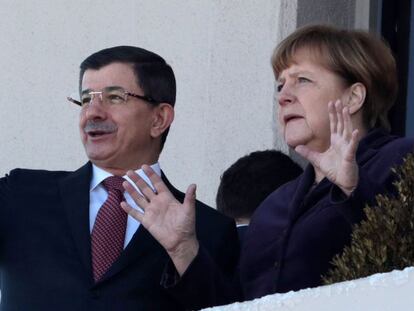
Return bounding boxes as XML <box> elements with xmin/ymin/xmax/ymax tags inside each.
<box><xmin>84</xmin><ymin>97</ymin><xmax>107</xmax><ymax>120</ymax></box>
<box><xmin>89</xmin><ymin>92</ymin><xmax>104</xmax><ymax>106</ymax></box>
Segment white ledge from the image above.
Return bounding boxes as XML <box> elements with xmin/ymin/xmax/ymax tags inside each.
<box><xmin>204</xmin><ymin>266</ymin><xmax>414</xmax><ymax>310</ymax></box>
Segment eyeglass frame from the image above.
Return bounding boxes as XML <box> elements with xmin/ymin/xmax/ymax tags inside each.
<box><xmin>67</xmin><ymin>86</ymin><xmax>159</xmax><ymax>107</ymax></box>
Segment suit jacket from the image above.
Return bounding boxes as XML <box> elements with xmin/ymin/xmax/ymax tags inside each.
<box><xmin>168</xmin><ymin>129</ymin><xmax>414</xmax><ymax>305</ymax></box>
<box><xmin>0</xmin><ymin>162</ymin><xmax>239</xmax><ymax>311</ymax></box>
<box><xmin>236</xmin><ymin>226</ymin><xmax>248</xmax><ymax>247</ymax></box>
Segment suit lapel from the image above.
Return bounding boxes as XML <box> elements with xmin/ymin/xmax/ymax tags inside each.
<box><xmin>98</xmin><ymin>226</ymin><xmax>164</xmax><ymax>284</ymax></box>
<box><xmin>58</xmin><ymin>162</ymin><xmax>93</xmax><ymax>279</ymax></box>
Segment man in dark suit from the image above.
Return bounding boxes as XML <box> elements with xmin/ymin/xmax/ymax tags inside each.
<box><xmin>0</xmin><ymin>46</ymin><xmax>239</xmax><ymax>310</ymax></box>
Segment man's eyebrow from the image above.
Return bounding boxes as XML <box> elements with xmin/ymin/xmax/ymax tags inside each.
<box><xmin>81</xmin><ymin>86</ymin><xmax>125</xmax><ymax>95</ymax></box>
<box><xmin>105</xmin><ymin>86</ymin><xmax>124</xmax><ymax>91</ymax></box>
<box><xmin>81</xmin><ymin>88</ymin><xmax>92</xmax><ymax>95</ymax></box>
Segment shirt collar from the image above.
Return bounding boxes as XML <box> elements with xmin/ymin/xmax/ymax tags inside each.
<box><xmin>236</xmin><ymin>223</ymin><xmax>249</xmax><ymax>228</ymax></box>
<box><xmin>90</xmin><ymin>163</ymin><xmax>161</xmax><ymax>192</ymax></box>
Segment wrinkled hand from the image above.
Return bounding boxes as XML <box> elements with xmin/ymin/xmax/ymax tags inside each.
<box><xmin>295</xmin><ymin>100</ymin><xmax>360</xmax><ymax>196</ymax></box>
<box><xmin>120</xmin><ymin>165</ymin><xmax>199</xmax><ymax>275</ymax></box>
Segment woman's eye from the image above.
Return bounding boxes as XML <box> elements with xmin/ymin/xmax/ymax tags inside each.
<box><xmin>298</xmin><ymin>77</ymin><xmax>311</xmax><ymax>83</ymax></box>
<box><xmin>277</xmin><ymin>83</ymin><xmax>284</xmax><ymax>92</ymax></box>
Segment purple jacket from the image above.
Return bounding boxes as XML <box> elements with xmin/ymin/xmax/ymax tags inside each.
<box><xmin>241</xmin><ymin>128</ymin><xmax>414</xmax><ymax>298</ymax></box>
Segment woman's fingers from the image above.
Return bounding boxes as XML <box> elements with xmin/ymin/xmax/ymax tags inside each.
<box><xmin>335</xmin><ymin>100</ymin><xmax>344</xmax><ymax>135</ymax></box>
<box><xmin>330</xmin><ymin>99</ymin><xmax>354</xmax><ymax>142</ymax></box>
<box><xmin>345</xmin><ymin>129</ymin><xmax>360</xmax><ymax>161</ymax></box>
<box><xmin>342</xmin><ymin>106</ymin><xmax>353</xmax><ymax>141</ymax></box>
<box><xmin>328</xmin><ymin>101</ymin><xmax>337</xmax><ymax>134</ymax></box>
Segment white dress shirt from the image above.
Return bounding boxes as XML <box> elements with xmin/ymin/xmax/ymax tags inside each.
<box><xmin>89</xmin><ymin>163</ymin><xmax>161</xmax><ymax>248</ymax></box>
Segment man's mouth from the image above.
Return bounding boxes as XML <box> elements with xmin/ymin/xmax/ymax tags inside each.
<box><xmin>84</xmin><ymin>121</ymin><xmax>117</xmax><ymax>138</ymax></box>
<box><xmin>86</xmin><ymin>130</ymin><xmax>113</xmax><ymax>138</ymax></box>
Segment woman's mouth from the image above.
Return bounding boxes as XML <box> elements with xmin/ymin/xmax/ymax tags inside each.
<box><xmin>283</xmin><ymin>114</ymin><xmax>302</xmax><ymax>123</ymax></box>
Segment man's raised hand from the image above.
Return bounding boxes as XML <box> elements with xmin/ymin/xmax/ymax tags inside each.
<box><xmin>121</xmin><ymin>165</ymin><xmax>199</xmax><ymax>275</ymax></box>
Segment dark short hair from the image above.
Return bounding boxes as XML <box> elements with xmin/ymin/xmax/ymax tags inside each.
<box><xmin>79</xmin><ymin>46</ymin><xmax>176</xmax><ymax>149</ymax></box>
<box><xmin>272</xmin><ymin>24</ymin><xmax>397</xmax><ymax>130</ymax></box>
<box><xmin>216</xmin><ymin>150</ymin><xmax>303</xmax><ymax>220</ymax></box>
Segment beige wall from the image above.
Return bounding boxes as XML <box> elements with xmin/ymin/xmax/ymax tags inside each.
<box><xmin>0</xmin><ymin>0</ymin><xmax>296</xmax><ymax>206</ymax></box>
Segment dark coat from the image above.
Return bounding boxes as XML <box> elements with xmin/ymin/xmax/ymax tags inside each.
<box><xmin>241</xmin><ymin>129</ymin><xmax>414</xmax><ymax>299</ymax></box>
<box><xmin>0</xmin><ymin>162</ymin><xmax>239</xmax><ymax>311</ymax></box>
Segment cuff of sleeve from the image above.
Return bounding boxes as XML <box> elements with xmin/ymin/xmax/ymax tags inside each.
<box><xmin>330</xmin><ymin>184</ymin><xmax>351</xmax><ymax>203</ymax></box>
<box><xmin>161</xmin><ymin>246</ymin><xmax>217</xmax><ymax>310</ymax></box>
<box><xmin>161</xmin><ymin>245</ymin><xmax>203</xmax><ymax>289</ymax></box>
<box><xmin>329</xmin><ymin>172</ymin><xmax>377</xmax><ymax>224</ymax></box>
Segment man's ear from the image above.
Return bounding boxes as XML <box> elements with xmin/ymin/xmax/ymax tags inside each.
<box><xmin>150</xmin><ymin>103</ymin><xmax>175</xmax><ymax>138</ymax></box>
<box><xmin>346</xmin><ymin>82</ymin><xmax>366</xmax><ymax>115</ymax></box>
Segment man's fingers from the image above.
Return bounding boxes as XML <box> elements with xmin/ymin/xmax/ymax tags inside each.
<box><xmin>122</xmin><ymin>180</ymin><xmax>149</xmax><ymax>210</ymax></box>
<box><xmin>141</xmin><ymin>165</ymin><xmax>170</xmax><ymax>194</ymax></box>
<box><xmin>126</xmin><ymin>169</ymin><xmax>158</xmax><ymax>200</ymax></box>
<box><xmin>121</xmin><ymin>201</ymin><xmax>144</xmax><ymax>223</ymax></box>
<box><xmin>183</xmin><ymin>184</ymin><xmax>197</xmax><ymax>209</ymax></box>
<box><xmin>126</xmin><ymin>165</ymin><xmax>170</xmax><ymax>200</ymax></box>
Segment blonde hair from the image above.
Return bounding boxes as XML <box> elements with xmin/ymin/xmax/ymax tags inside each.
<box><xmin>272</xmin><ymin>25</ymin><xmax>397</xmax><ymax>130</ymax></box>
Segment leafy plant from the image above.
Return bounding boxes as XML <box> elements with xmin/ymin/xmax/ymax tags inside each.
<box><xmin>323</xmin><ymin>153</ymin><xmax>414</xmax><ymax>284</ymax></box>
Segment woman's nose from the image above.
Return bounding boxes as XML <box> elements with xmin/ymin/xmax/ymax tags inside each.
<box><xmin>278</xmin><ymin>84</ymin><xmax>294</xmax><ymax>106</ymax></box>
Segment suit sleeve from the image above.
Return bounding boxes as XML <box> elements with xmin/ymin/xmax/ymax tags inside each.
<box><xmin>162</xmin><ymin>219</ymin><xmax>242</xmax><ymax>310</ymax></box>
<box><xmin>0</xmin><ymin>174</ymin><xmax>11</xmax><ymax>260</ymax></box>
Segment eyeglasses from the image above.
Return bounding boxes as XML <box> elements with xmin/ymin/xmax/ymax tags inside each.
<box><xmin>67</xmin><ymin>86</ymin><xmax>158</xmax><ymax>107</ymax></box>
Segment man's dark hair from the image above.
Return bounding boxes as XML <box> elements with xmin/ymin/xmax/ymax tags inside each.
<box><xmin>216</xmin><ymin>150</ymin><xmax>303</xmax><ymax>220</ymax></box>
<box><xmin>79</xmin><ymin>46</ymin><xmax>176</xmax><ymax>149</ymax></box>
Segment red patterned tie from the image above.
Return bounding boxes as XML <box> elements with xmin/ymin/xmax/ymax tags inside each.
<box><xmin>91</xmin><ymin>176</ymin><xmax>127</xmax><ymax>282</ymax></box>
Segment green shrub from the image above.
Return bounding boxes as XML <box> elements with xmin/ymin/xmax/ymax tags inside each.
<box><xmin>323</xmin><ymin>153</ymin><xmax>414</xmax><ymax>284</ymax></box>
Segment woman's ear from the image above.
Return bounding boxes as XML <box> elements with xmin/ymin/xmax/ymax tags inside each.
<box><xmin>150</xmin><ymin>103</ymin><xmax>175</xmax><ymax>138</ymax></box>
<box><xmin>346</xmin><ymin>82</ymin><xmax>366</xmax><ymax>115</ymax></box>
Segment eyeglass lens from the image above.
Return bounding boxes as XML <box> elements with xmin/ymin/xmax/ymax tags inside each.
<box><xmin>80</xmin><ymin>87</ymin><xmax>127</xmax><ymax>106</ymax></box>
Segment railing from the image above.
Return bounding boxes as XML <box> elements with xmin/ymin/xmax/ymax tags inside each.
<box><xmin>204</xmin><ymin>267</ymin><xmax>414</xmax><ymax>310</ymax></box>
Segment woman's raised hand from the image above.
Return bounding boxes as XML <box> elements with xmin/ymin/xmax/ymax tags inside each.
<box><xmin>295</xmin><ymin>100</ymin><xmax>360</xmax><ymax>196</ymax></box>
